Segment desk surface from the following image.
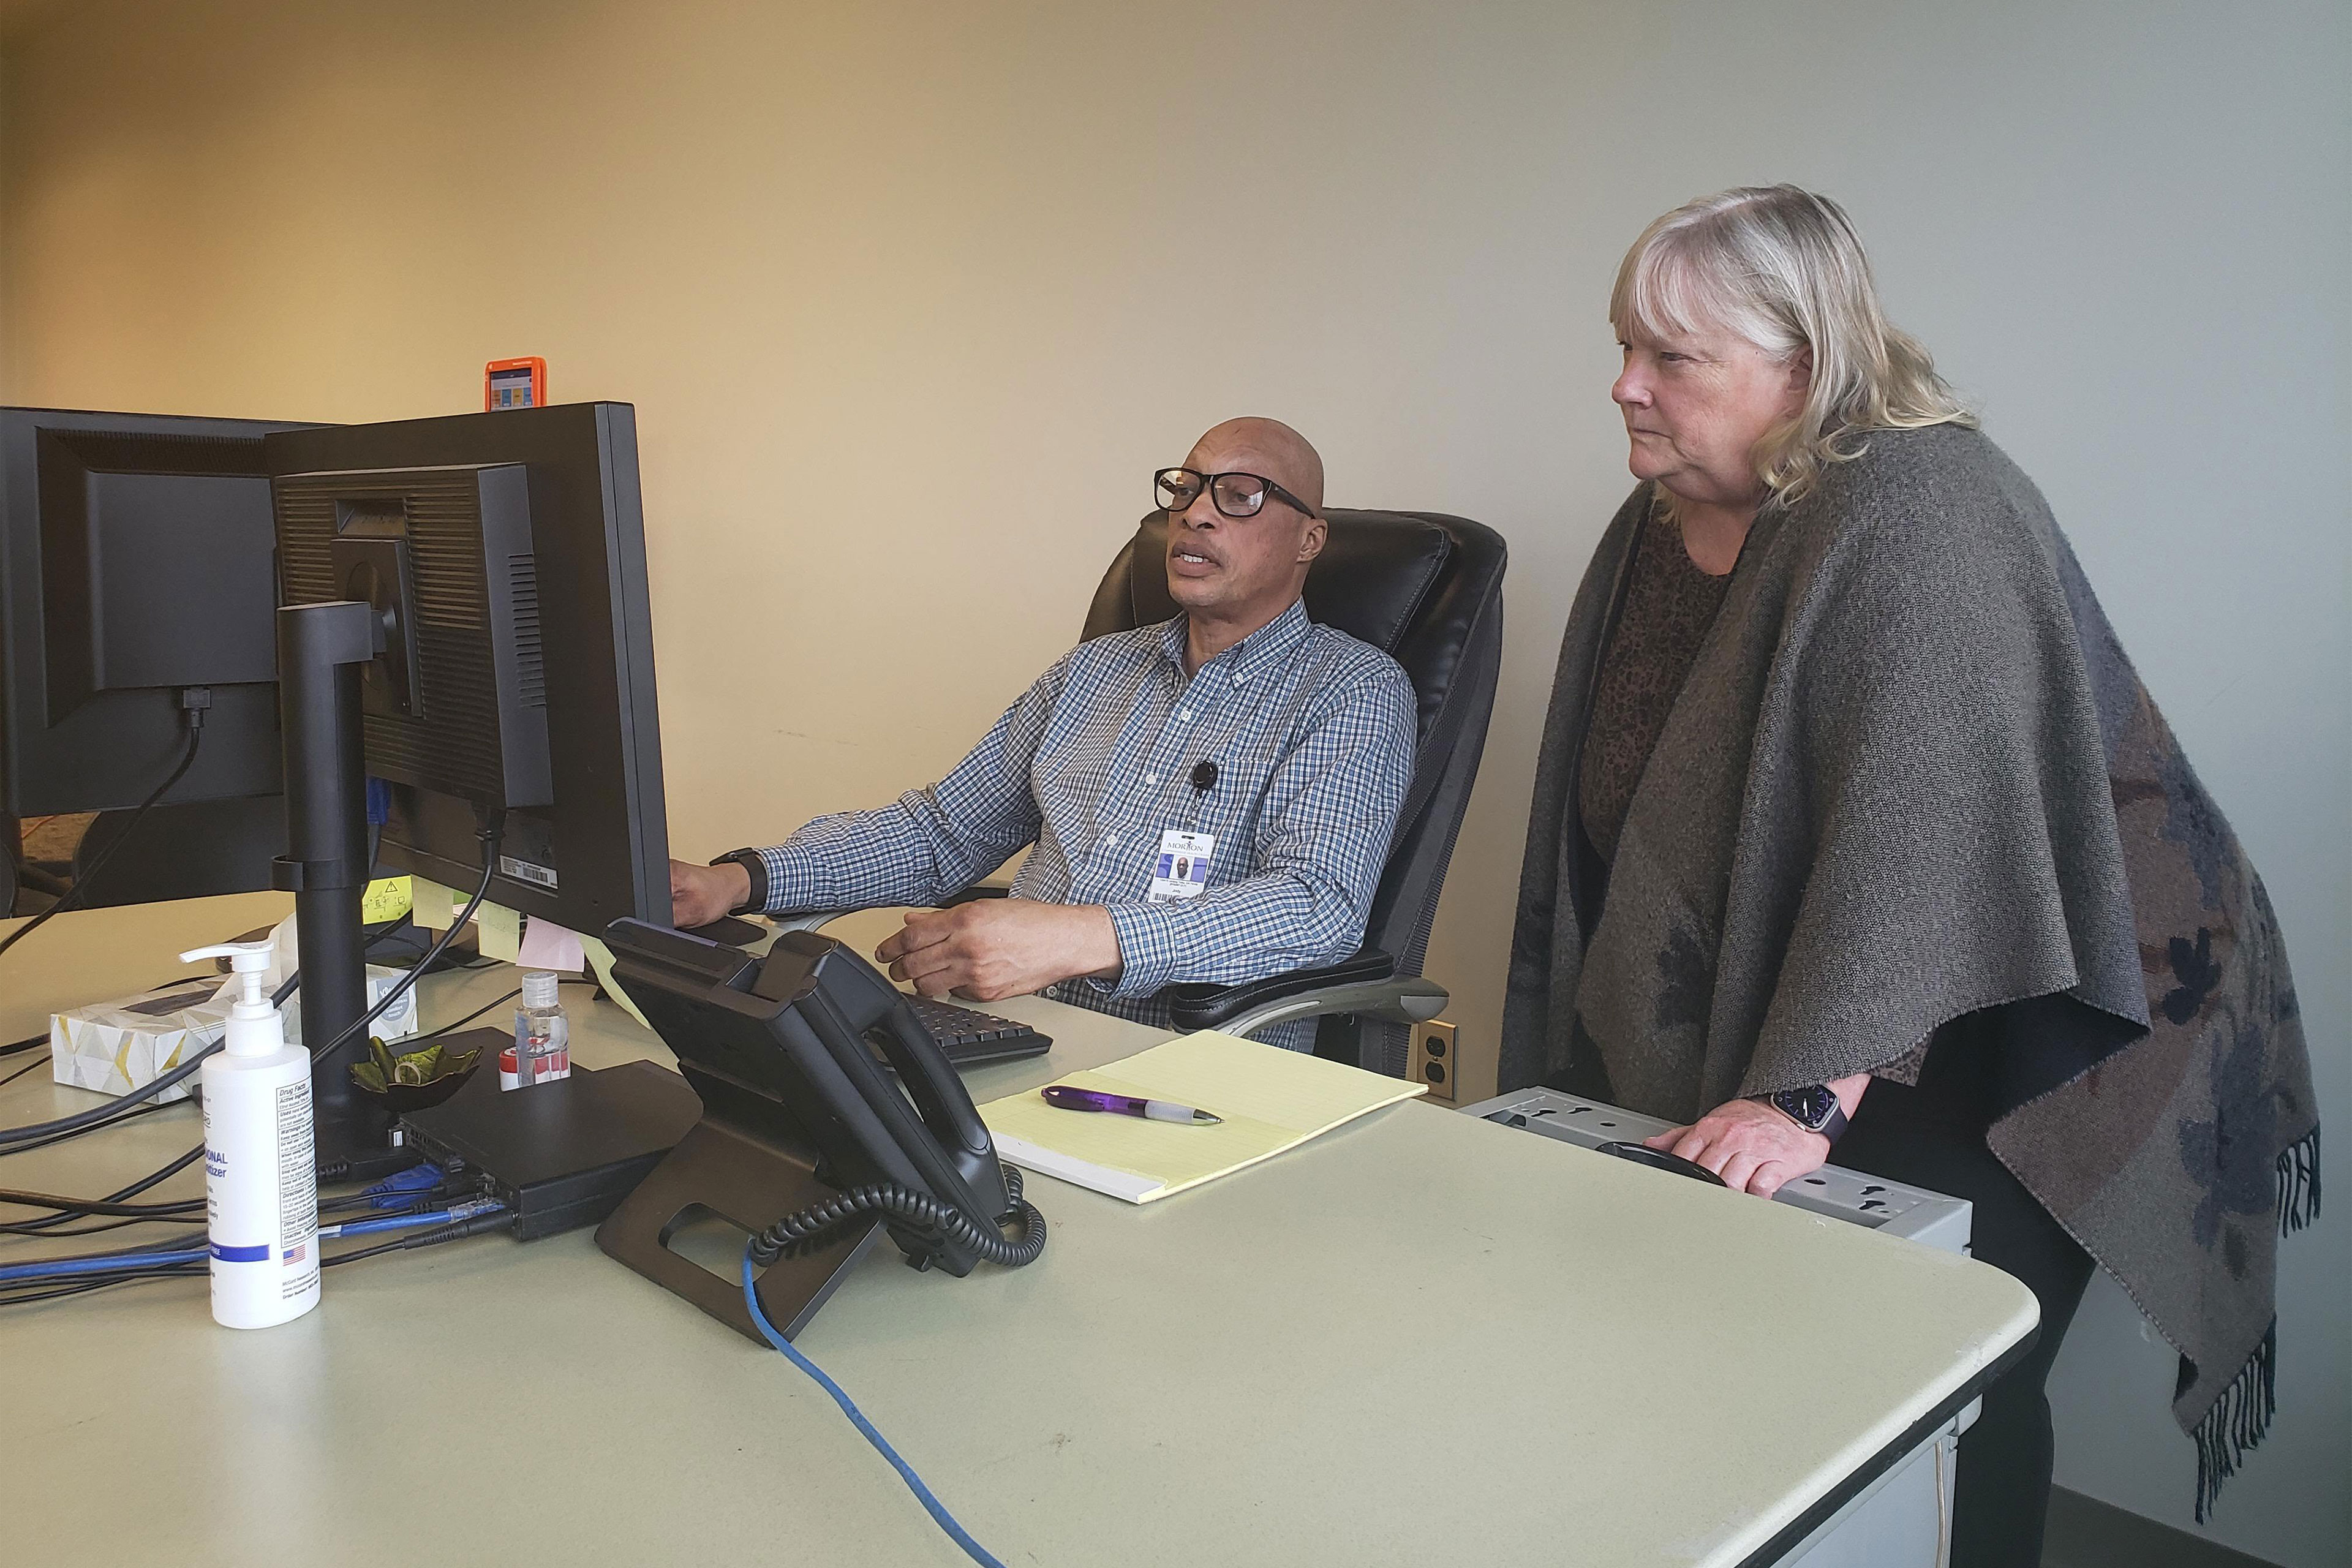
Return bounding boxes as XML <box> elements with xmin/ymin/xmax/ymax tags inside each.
<box><xmin>2</xmin><ymin>895</ymin><xmax>2035</xmax><ymax>1568</ymax></box>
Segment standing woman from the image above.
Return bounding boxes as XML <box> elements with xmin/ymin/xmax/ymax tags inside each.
<box><xmin>1500</xmin><ymin>186</ymin><xmax>2317</xmax><ymax>1564</ymax></box>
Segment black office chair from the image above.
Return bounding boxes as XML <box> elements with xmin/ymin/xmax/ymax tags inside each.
<box><xmin>1085</xmin><ymin>509</ymin><xmax>1506</xmax><ymax>1072</ymax></box>
<box><xmin>778</xmin><ymin>507</ymin><xmax>1507</xmax><ymax>1075</ymax></box>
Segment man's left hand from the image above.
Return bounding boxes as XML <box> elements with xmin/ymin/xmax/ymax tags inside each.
<box><xmin>1643</xmin><ymin>1098</ymin><xmax>1830</xmax><ymax>1197</ymax></box>
<box><xmin>875</xmin><ymin>900</ymin><xmax>1121</xmax><ymax>1003</ymax></box>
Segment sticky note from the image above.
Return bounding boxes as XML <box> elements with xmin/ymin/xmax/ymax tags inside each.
<box><xmin>477</xmin><ymin>902</ymin><xmax>522</xmax><ymax>963</ymax></box>
<box><xmin>411</xmin><ymin>876</ymin><xmax>459</xmax><ymax>930</ymax></box>
<box><xmin>361</xmin><ymin>875</ymin><xmax>414</xmax><ymax>924</ymax></box>
<box><xmin>580</xmin><ymin>935</ymin><xmax>652</xmax><ymax>1031</ymax></box>
<box><xmin>518</xmin><ymin>915</ymin><xmax>587</xmax><ymax>974</ymax></box>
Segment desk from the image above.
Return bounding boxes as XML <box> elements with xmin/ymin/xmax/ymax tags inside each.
<box><xmin>2</xmin><ymin>895</ymin><xmax>2035</xmax><ymax>1567</ymax></box>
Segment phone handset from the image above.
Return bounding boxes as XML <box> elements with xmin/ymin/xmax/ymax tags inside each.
<box><xmin>783</xmin><ymin>936</ymin><xmax>995</xmax><ymax>1166</ymax></box>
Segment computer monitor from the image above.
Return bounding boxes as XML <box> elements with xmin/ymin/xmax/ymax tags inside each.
<box><xmin>0</xmin><ymin>407</ymin><xmax>313</xmax><ymax>818</ymax></box>
<box><xmin>265</xmin><ymin>402</ymin><xmax>671</xmax><ymax>940</ymax></box>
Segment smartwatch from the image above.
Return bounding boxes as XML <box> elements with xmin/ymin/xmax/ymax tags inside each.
<box><xmin>710</xmin><ymin>849</ymin><xmax>767</xmax><ymax>917</ymax></box>
<box><xmin>1760</xmin><ymin>1084</ymin><xmax>1848</xmax><ymax>1143</ymax></box>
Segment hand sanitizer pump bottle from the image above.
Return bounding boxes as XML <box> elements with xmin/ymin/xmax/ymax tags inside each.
<box><xmin>179</xmin><ymin>940</ymin><xmax>322</xmax><ymax>1329</ymax></box>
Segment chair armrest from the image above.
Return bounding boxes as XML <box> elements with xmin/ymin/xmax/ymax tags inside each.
<box><xmin>1163</xmin><ymin>948</ymin><xmax>1449</xmax><ymax>1038</ymax></box>
<box><xmin>767</xmin><ymin>908</ymin><xmax>854</xmax><ymax>935</ymax></box>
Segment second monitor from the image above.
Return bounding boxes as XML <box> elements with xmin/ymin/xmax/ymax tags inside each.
<box><xmin>267</xmin><ymin>402</ymin><xmax>671</xmax><ymax>940</ymax></box>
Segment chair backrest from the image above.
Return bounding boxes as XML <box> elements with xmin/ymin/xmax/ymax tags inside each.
<box><xmin>1082</xmin><ymin>509</ymin><xmax>1507</xmax><ymax>1064</ymax></box>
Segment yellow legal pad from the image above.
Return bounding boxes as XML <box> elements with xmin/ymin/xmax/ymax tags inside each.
<box><xmin>976</xmin><ymin>1030</ymin><xmax>1426</xmax><ymax>1204</ymax></box>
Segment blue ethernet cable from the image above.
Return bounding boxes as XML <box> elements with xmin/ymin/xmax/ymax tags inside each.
<box><xmin>739</xmin><ymin>1247</ymin><xmax>1009</xmax><ymax>1568</ymax></box>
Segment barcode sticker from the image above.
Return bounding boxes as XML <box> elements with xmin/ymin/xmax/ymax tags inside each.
<box><xmin>500</xmin><ymin>856</ymin><xmax>559</xmax><ymax>889</ymax></box>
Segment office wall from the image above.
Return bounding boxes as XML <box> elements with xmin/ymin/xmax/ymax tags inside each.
<box><xmin>3</xmin><ymin>2</ymin><xmax>2343</xmax><ymax>1559</ymax></box>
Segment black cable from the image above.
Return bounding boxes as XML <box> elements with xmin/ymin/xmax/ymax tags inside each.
<box><xmin>0</xmin><ymin>1047</ymin><xmax>216</xmax><ymax>1151</ymax></box>
<box><xmin>0</xmin><ymin>1142</ymin><xmax>206</xmax><ymax>1239</ymax></box>
<box><xmin>406</xmin><ymin>987</ymin><xmax>520</xmax><ymax>1044</ymax></box>
<box><xmin>0</xmin><ymin>721</ymin><xmax>203</xmax><ymax>966</ymax></box>
<box><xmin>0</xmin><ymin>1052</ymin><xmax>48</xmax><ymax>1090</ymax></box>
<box><xmin>0</xmin><ymin>1262</ymin><xmax>206</xmax><ymax>1308</ymax></box>
<box><xmin>0</xmin><ymin>1099</ymin><xmax>174</xmax><ymax>1160</ymax></box>
<box><xmin>32</xmin><ymin>1142</ymin><xmax>206</xmax><ymax>1224</ymax></box>
<box><xmin>306</xmin><ymin>818</ymin><xmax>504</xmax><ymax>1074</ymax></box>
<box><xmin>0</xmin><ymin>1185</ymin><xmax>205</xmax><ymax>1218</ymax></box>
<box><xmin>749</xmin><ymin>1163</ymin><xmax>1046</xmax><ymax>1269</ymax></box>
<box><xmin>322</xmin><ymin>1205</ymin><xmax>510</xmax><ymax>1267</ymax></box>
<box><xmin>0</xmin><ymin>1214</ymin><xmax>186</xmax><ymax>1239</ymax></box>
<box><xmin>0</xmin><ymin>1034</ymin><xmax>47</xmax><ymax>1058</ymax></box>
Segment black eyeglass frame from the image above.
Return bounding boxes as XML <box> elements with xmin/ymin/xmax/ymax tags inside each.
<box><xmin>1154</xmin><ymin>467</ymin><xmax>1319</xmax><ymax>522</ymax></box>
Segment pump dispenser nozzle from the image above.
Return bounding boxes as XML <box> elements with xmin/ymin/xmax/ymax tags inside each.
<box><xmin>179</xmin><ymin>940</ymin><xmax>285</xmax><ymax>1057</ymax></box>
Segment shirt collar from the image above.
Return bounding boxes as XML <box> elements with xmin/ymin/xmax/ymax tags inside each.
<box><xmin>1158</xmin><ymin>598</ymin><xmax>1313</xmax><ymax>682</ymax></box>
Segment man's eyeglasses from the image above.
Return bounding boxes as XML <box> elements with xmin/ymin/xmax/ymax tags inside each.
<box><xmin>1155</xmin><ymin>467</ymin><xmax>1317</xmax><ymax>521</ymax></box>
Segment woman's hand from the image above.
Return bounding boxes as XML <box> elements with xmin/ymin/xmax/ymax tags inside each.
<box><xmin>1643</xmin><ymin>1075</ymin><xmax>1869</xmax><ymax>1196</ymax></box>
<box><xmin>1643</xmin><ymin>1099</ymin><xmax>1828</xmax><ymax>1196</ymax></box>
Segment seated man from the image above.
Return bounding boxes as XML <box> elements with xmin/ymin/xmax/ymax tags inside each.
<box><xmin>669</xmin><ymin>417</ymin><xmax>1417</xmax><ymax>1050</ymax></box>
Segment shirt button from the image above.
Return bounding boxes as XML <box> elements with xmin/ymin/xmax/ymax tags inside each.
<box><xmin>1145</xmin><ymin>774</ymin><xmax>1158</xmax><ymax>786</ymax></box>
<box><xmin>1104</xmin><ymin>834</ymin><xmax>1118</xmax><ymax>847</ymax></box>
<box><xmin>1178</xmin><ymin>708</ymin><xmax>1193</xmax><ymax>723</ymax></box>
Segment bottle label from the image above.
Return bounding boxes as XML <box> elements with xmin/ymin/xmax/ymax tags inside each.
<box><xmin>501</xmin><ymin>1014</ymin><xmax>571</xmax><ymax>1090</ymax></box>
<box><xmin>276</xmin><ymin>1080</ymin><xmax>319</xmax><ymax>1299</ymax></box>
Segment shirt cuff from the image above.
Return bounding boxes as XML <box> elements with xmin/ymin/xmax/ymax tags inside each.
<box><xmin>1100</xmin><ymin>902</ymin><xmax>1182</xmax><ymax>999</ymax></box>
<box><xmin>752</xmin><ymin>842</ymin><xmax>827</xmax><ymax>916</ymax></box>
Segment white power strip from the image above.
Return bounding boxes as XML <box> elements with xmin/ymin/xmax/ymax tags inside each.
<box><xmin>1460</xmin><ymin>1087</ymin><xmax>1973</xmax><ymax>1254</ymax></box>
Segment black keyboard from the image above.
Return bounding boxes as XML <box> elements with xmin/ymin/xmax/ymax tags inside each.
<box><xmin>899</xmin><ymin>995</ymin><xmax>1052</xmax><ymax>1069</ymax></box>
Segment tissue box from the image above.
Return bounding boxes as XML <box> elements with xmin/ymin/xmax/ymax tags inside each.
<box><xmin>50</xmin><ymin>968</ymin><xmax>421</xmax><ymax>1102</ymax></box>
<box><xmin>282</xmin><ymin>967</ymin><xmax>421</xmax><ymax>1051</ymax></box>
<box><xmin>49</xmin><ymin>978</ymin><xmax>233</xmax><ymax>1102</ymax></box>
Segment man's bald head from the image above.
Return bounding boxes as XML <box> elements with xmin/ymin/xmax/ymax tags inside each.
<box><xmin>1163</xmin><ymin>417</ymin><xmax>1330</xmax><ymax>661</ymax></box>
<box><xmin>1184</xmin><ymin>417</ymin><xmax>1325</xmax><ymax>516</ymax></box>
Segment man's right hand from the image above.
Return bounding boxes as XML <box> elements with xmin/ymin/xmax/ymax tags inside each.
<box><xmin>670</xmin><ymin>858</ymin><xmax>751</xmax><ymax>929</ymax></box>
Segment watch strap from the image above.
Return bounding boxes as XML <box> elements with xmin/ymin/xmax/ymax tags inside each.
<box><xmin>711</xmin><ymin>849</ymin><xmax>767</xmax><ymax>916</ymax></box>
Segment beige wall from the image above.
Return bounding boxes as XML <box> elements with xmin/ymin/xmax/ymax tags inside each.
<box><xmin>6</xmin><ymin>2</ymin><xmax>2346</xmax><ymax>1561</ymax></box>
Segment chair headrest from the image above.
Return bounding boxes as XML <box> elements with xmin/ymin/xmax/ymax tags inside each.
<box><xmin>1112</xmin><ymin>510</ymin><xmax>1452</xmax><ymax>656</ymax></box>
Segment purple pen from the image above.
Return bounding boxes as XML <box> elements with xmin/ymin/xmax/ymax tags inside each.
<box><xmin>1040</xmin><ymin>1085</ymin><xmax>1222</xmax><ymax>1125</ymax></box>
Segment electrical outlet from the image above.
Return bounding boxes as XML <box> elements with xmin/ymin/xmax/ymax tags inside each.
<box><xmin>1409</xmin><ymin>1020</ymin><xmax>1457</xmax><ymax>1102</ymax></box>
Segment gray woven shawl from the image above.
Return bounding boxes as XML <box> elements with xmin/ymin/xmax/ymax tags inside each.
<box><xmin>1499</xmin><ymin>425</ymin><xmax>2317</xmax><ymax>1518</ymax></box>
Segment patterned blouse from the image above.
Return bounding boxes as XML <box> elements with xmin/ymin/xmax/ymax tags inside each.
<box><xmin>1578</xmin><ymin>503</ymin><xmax>1733</xmax><ymax>865</ymax></box>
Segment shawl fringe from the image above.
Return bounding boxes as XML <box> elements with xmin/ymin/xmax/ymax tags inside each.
<box><xmin>2190</xmin><ymin>1128</ymin><xmax>2315</xmax><ymax>1520</ymax></box>
<box><xmin>2277</xmin><ymin>1124</ymin><xmax>2321</xmax><ymax>1235</ymax></box>
<box><xmin>2190</xmin><ymin>1320</ymin><xmax>2277</xmax><ymax>1524</ymax></box>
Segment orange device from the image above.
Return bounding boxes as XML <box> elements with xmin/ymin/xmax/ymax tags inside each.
<box><xmin>484</xmin><ymin>357</ymin><xmax>547</xmax><ymax>410</ymax></box>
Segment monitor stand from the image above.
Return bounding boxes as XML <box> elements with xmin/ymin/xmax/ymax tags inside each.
<box><xmin>597</xmin><ymin>1099</ymin><xmax>886</xmax><ymax>1346</ymax></box>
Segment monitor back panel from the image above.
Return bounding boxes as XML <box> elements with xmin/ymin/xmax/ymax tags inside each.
<box><xmin>0</xmin><ymin>407</ymin><xmax>314</xmax><ymax>815</ymax></box>
<box><xmin>266</xmin><ymin>403</ymin><xmax>668</xmax><ymax>936</ymax></box>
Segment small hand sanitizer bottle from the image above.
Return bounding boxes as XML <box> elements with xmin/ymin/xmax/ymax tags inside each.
<box><xmin>501</xmin><ymin>970</ymin><xmax>570</xmax><ymax>1091</ymax></box>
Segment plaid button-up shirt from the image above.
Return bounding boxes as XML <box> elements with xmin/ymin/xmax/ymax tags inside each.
<box><xmin>755</xmin><ymin>600</ymin><xmax>1417</xmax><ymax>1049</ymax></box>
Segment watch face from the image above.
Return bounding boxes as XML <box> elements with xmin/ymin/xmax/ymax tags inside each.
<box><xmin>1775</xmin><ymin>1085</ymin><xmax>1839</xmax><ymax>1132</ymax></box>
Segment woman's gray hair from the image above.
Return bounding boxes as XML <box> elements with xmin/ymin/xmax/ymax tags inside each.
<box><xmin>1611</xmin><ymin>185</ymin><xmax>1975</xmax><ymax>508</ymax></box>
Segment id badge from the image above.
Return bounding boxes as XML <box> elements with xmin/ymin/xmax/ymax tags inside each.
<box><xmin>1147</xmin><ymin>830</ymin><xmax>1215</xmax><ymax>903</ymax></box>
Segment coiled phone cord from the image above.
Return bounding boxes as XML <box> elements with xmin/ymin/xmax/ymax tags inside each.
<box><xmin>747</xmin><ymin>1161</ymin><xmax>1047</xmax><ymax>1269</ymax></box>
